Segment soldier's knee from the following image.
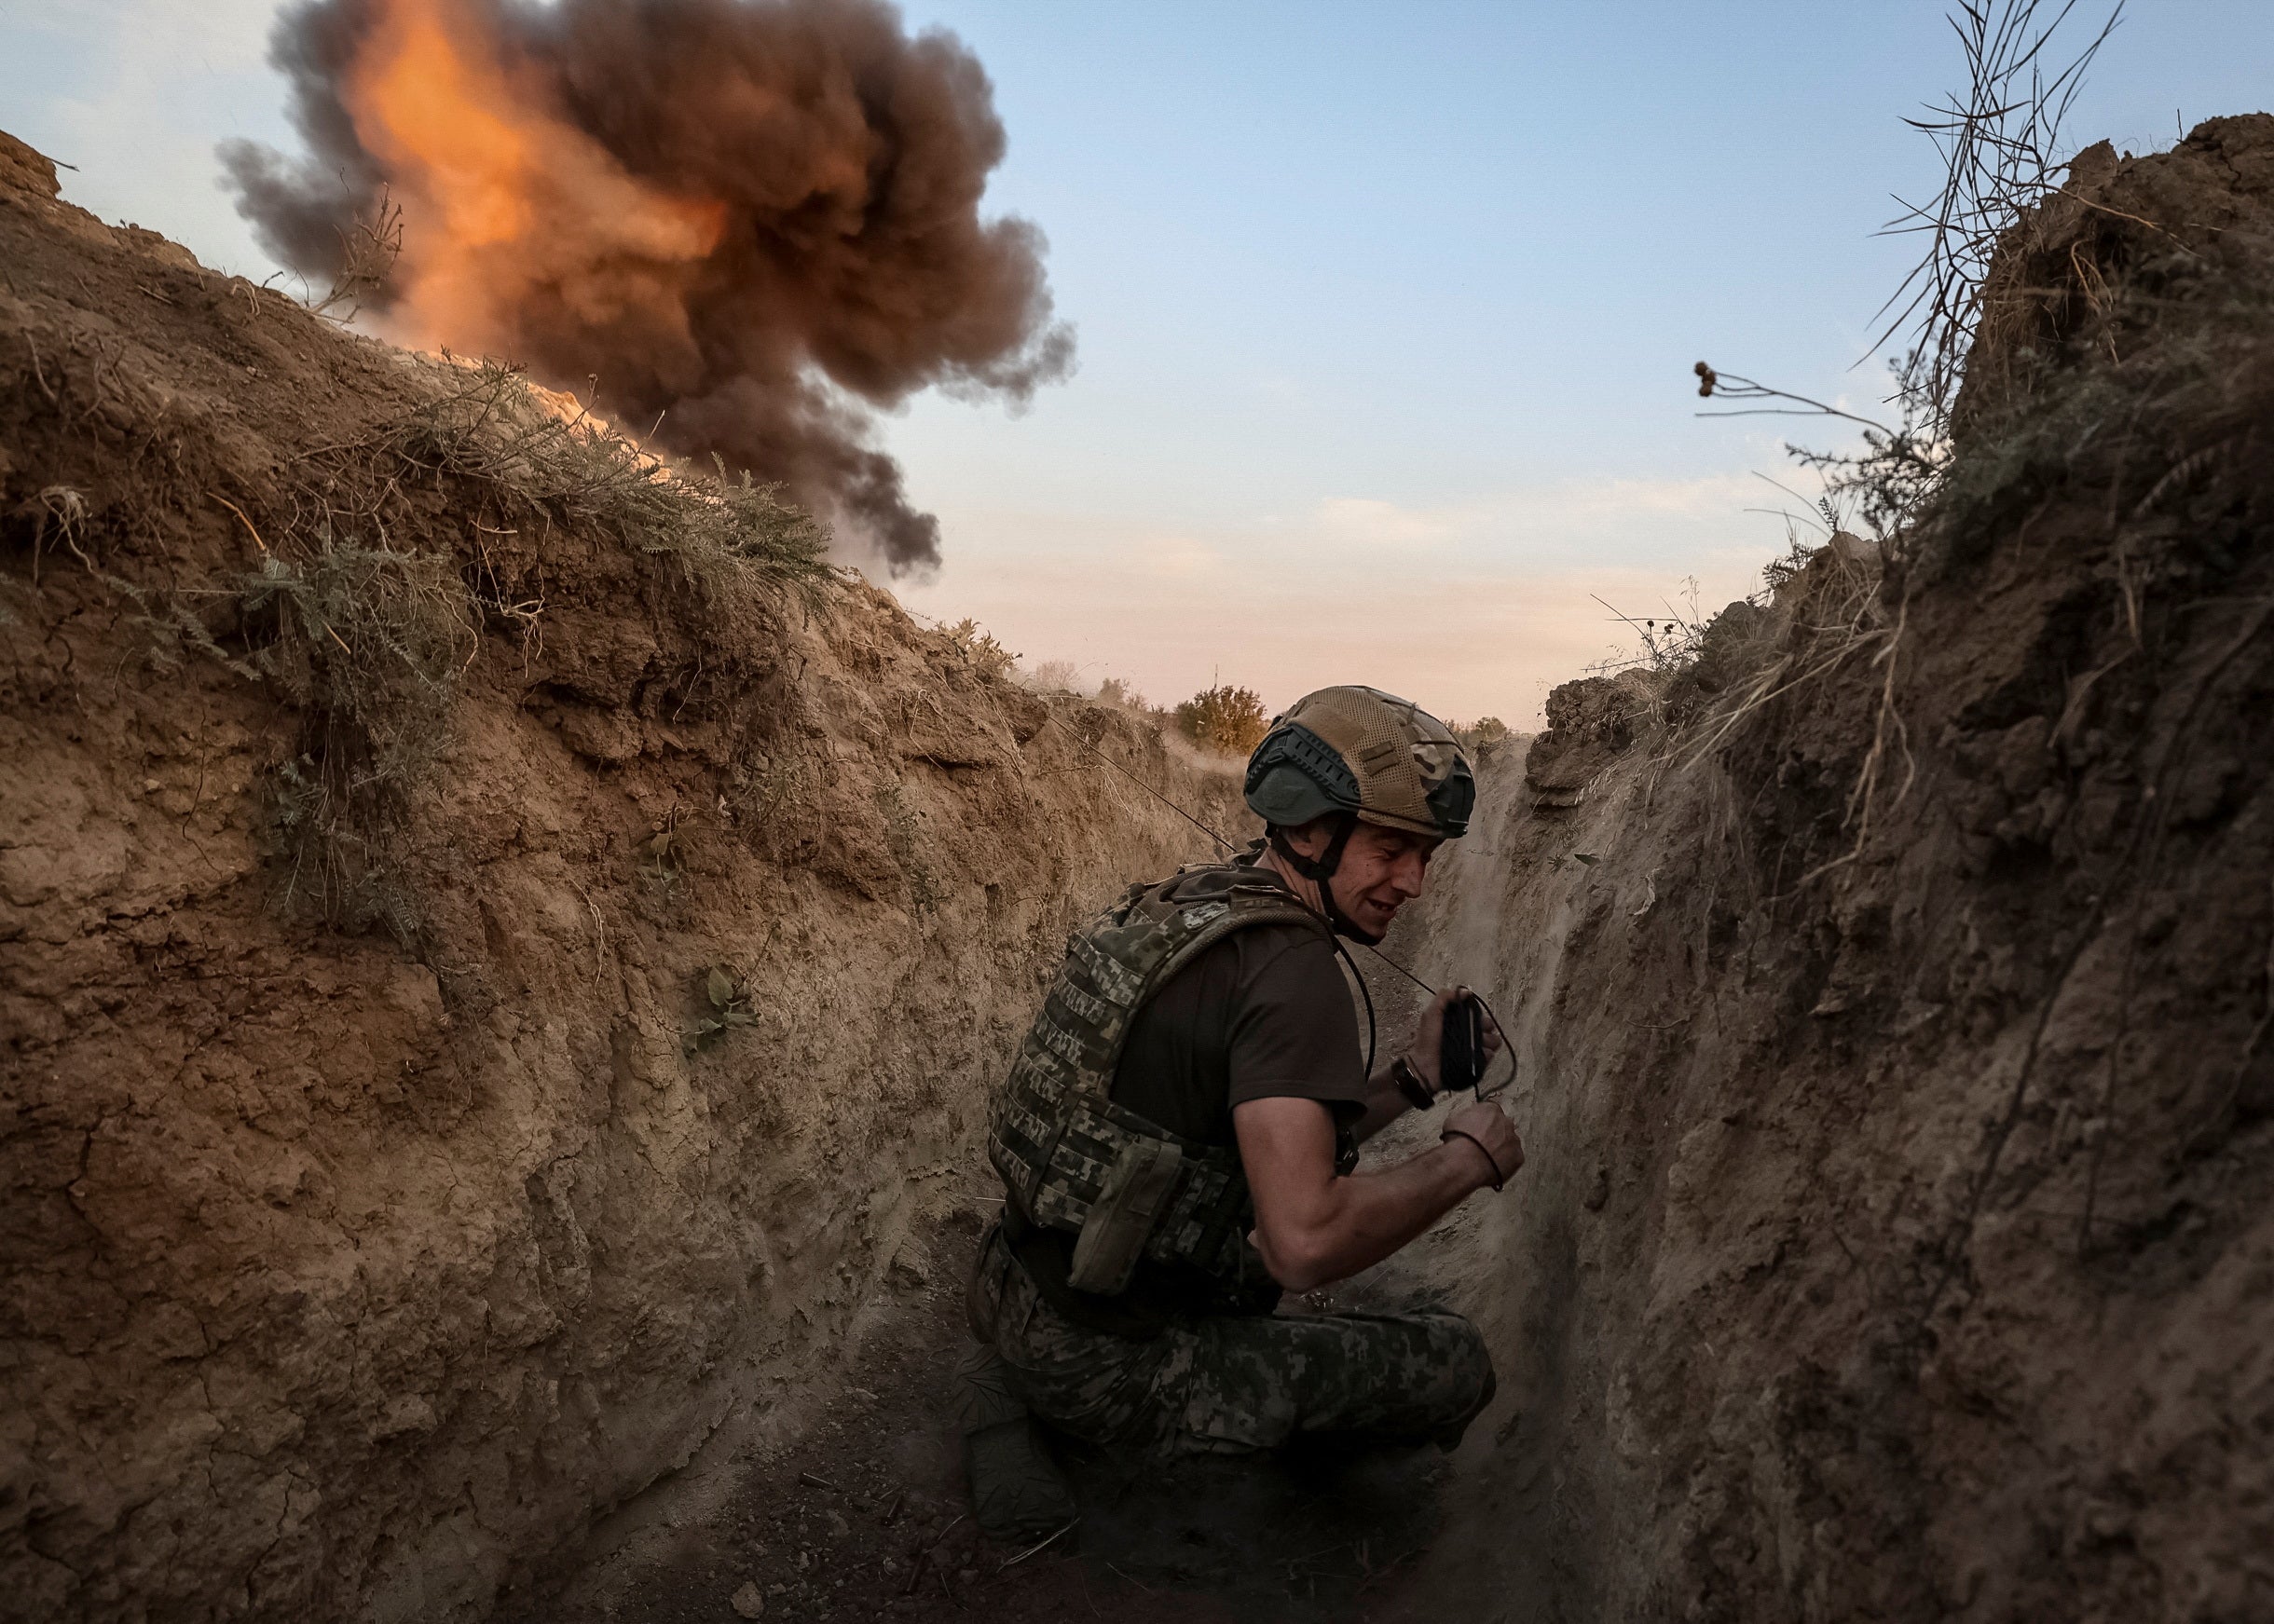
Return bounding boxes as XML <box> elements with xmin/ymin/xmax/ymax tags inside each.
<box><xmin>1415</xmin><ymin>1311</ymin><xmax>1495</xmax><ymax>1421</ymax></box>
<box><xmin>1421</xmin><ymin>1317</ymin><xmax>1495</xmax><ymax>1449</ymax></box>
<box><xmin>1412</xmin><ymin>1309</ymin><xmax>1490</xmax><ymax>1375</ymax></box>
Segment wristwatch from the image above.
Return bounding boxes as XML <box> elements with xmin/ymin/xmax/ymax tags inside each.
<box><xmin>1390</xmin><ymin>1053</ymin><xmax>1436</xmax><ymax>1111</ymax></box>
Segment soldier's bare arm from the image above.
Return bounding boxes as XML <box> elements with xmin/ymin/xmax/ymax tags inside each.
<box><xmin>1348</xmin><ymin>986</ymin><xmax>1506</xmax><ymax>1144</ymax></box>
<box><xmin>1234</xmin><ymin>1094</ymin><xmax>1521</xmax><ymax>1291</ymax></box>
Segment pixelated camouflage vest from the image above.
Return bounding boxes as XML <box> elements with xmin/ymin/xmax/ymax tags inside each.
<box><xmin>987</xmin><ymin>857</ymin><xmax>1331</xmax><ymax>1297</ymax></box>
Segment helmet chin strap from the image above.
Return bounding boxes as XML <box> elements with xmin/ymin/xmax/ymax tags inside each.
<box><xmin>1267</xmin><ymin>814</ymin><xmax>1383</xmax><ymax>945</ymax></box>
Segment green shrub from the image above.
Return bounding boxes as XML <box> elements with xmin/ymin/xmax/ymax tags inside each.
<box><xmin>1174</xmin><ymin>683</ymin><xmax>1268</xmax><ymax>756</ymax></box>
<box><xmin>1453</xmin><ymin>716</ymin><xmax>1512</xmax><ymax>752</ymax></box>
<box><xmin>940</xmin><ymin>617</ymin><xmax>1018</xmax><ymax>680</ymax></box>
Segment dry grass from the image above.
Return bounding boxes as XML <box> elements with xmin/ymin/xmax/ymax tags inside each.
<box><xmin>239</xmin><ymin>537</ymin><xmax>475</xmax><ymax>935</ymax></box>
<box><xmin>242</xmin><ymin>362</ymin><xmax>837</xmax><ymax>935</ymax></box>
<box><xmin>296</xmin><ymin>358</ymin><xmax>835</xmax><ymax>611</ymax></box>
<box><xmin>32</xmin><ymin>351</ymin><xmax>841</xmax><ymax>939</ymax></box>
<box><xmin>1678</xmin><ymin>258</ymin><xmax>2274</xmax><ymax>897</ymax></box>
<box><xmin>1651</xmin><ymin>1</ymin><xmax>2135</xmax><ymax>878</ymax></box>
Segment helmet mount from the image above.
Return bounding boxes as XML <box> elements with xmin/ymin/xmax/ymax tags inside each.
<box><xmin>1264</xmin><ymin>813</ymin><xmax>1372</xmax><ymax>941</ymax></box>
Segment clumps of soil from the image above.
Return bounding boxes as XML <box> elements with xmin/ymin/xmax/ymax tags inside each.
<box><xmin>1957</xmin><ymin>114</ymin><xmax>2274</xmax><ymax>432</ymax></box>
<box><xmin>1520</xmin><ymin>671</ymin><xmax>1657</xmax><ymax>809</ymax></box>
<box><xmin>1385</xmin><ymin>116</ymin><xmax>2274</xmax><ymax>1623</ymax></box>
<box><xmin>0</xmin><ymin>132</ymin><xmax>1243</xmax><ymax>1622</ymax></box>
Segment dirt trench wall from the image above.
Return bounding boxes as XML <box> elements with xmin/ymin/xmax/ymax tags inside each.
<box><xmin>1388</xmin><ymin>119</ymin><xmax>2274</xmax><ymax>1624</ymax></box>
<box><xmin>0</xmin><ymin>137</ymin><xmax>1244</xmax><ymax>1622</ymax></box>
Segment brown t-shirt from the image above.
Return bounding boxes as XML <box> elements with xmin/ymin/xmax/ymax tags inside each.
<box><xmin>1004</xmin><ymin>917</ymin><xmax>1370</xmax><ymax>1337</ymax></box>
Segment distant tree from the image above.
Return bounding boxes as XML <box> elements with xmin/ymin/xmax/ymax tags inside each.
<box><xmin>1025</xmin><ymin>658</ymin><xmax>1082</xmax><ymax>693</ymax></box>
<box><xmin>1455</xmin><ymin>716</ymin><xmax>1511</xmax><ymax>752</ymax></box>
<box><xmin>1174</xmin><ymin>683</ymin><xmax>1269</xmax><ymax>757</ymax></box>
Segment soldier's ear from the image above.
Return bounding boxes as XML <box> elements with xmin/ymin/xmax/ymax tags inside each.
<box><xmin>1278</xmin><ymin>815</ymin><xmax>1334</xmax><ymax>858</ymax></box>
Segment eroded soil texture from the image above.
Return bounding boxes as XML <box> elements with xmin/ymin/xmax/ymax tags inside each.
<box><xmin>7</xmin><ymin>111</ymin><xmax>2274</xmax><ymax>1624</ymax></box>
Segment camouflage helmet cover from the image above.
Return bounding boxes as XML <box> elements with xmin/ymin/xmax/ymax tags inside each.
<box><xmin>1244</xmin><ymin>686</ymin><xmax>1475</xmax><ymax>839</ymax></box>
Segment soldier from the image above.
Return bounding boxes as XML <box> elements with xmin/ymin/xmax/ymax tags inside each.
<box><xmin>958</xmin><ymin>685</ymin><xmax>1521</xmax><ymax>1537</ymax></box>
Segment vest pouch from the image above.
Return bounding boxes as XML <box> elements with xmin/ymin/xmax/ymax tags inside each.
<box><xmin>1065</xmin><ymin>1136</ymin><xmax>1185</xmax><ymax>1295</ymax></box>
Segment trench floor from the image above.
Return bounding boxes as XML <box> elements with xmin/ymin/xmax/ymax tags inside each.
<box><xmin>503</xmin><ymin>1208</ymin><xmax>1457</xmax><ymax>1624</ymax></box>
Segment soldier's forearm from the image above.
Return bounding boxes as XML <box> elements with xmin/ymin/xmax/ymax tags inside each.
<box><xmin>1236</xmin><ymin>1098</ymin><xmax>1491</xmax><ymax>1291</ymax></box>
<box><xmin>1318</xmin><ymin>1140</ymin><xmax>1495</xmax><ymax>1282</ymax></box>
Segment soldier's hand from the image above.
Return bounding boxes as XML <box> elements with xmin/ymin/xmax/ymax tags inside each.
<box><xmin>1442</xmin><ymin>1100</ymin><xmax>1522</xmax><ymax>1192</ymax></box>
<box><xmin>1409</xmin><ymin>985</ymin><xmax>1504</xmax><ymax>1092</ymax></box>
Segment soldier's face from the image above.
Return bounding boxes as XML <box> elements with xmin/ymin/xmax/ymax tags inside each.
<box><xmin>1327</xmin><ymin>822</ymin><xmax>1439</xmax><ymax>938</ymax></box>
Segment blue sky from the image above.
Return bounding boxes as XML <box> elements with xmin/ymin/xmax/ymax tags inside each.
<box><xmin>5</xmin><ymin>2</ymin><xmax>2268</xmax><ymax>722</ymax></box>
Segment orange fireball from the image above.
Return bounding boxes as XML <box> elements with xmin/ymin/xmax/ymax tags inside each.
<box><xmin>344</xmin><ymin>0</ymin><xmax>725</xmax><ymax>359</ymax></box>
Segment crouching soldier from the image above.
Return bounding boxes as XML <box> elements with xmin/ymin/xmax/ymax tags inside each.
<box><xmin>955</xmin><ymin>686</ymin><xmax>1522</xmax><ymax>1537</ymax></box>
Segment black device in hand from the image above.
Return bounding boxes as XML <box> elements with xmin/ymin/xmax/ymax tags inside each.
<box><xmin>1441</xmin><ymin>990</ymin><xmax>1486</xmax><ymax>1095</ymax></box>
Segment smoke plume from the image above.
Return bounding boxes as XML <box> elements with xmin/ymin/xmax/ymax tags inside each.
<box><xmin>223</xmin><ymin>0</ymin><xmax>1073</xmax><ymax>573</ymax></box>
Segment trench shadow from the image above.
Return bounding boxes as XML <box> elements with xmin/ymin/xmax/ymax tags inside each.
<box><xmin>501</xmin><ymin>1205</ymin><xmax>1466</xmax><ymax>1623</ymax></box>
<box><xmin>1044</xmin><ymin>1429</ymin><xmax>1454</xmax><ymax>1620</ymax></box>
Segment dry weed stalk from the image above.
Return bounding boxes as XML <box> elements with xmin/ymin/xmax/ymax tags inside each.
<box><xmin>1663</xmin><ymin>1</ymin><xmax>2124</xmax><ymax>881</ymax></box>
<box><xmin>1692</xmin><ymin>2</ymin><xmax>2122</xmax><ymax>555</ymax></box>
<box><xmin>1585</xmin><ymin>577</ymin><xmax>1710</xmax><ymax>682</ymax></box>
<box><xmin>308</xmin><ymin>187</ymin><xmax>404</xmax><ymax>322</ymax></box>
<box><xmin>1880</xmin><ymin>0</ymin><xmax>2125</xmax><ymax>427</ymax></box>
<box><xmin>1693</xmin><ymin>363</ymin><xmax>1948</xmax><ymax>546</ymax></box>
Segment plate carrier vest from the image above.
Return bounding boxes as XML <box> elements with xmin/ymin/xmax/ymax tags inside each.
<box><xmin>986</xmin><ymin>856</ymin><xmax>1333</xmax><ymax>1298</ymax></box>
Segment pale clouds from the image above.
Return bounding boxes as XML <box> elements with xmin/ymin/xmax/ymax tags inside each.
<box><xmin>12</xmin><ymin>0</ymin><xmax>288</xmax><ymax>280</ymax></box>
<box><xmin>1312</xmin><ymin>497</ymin><xmax>1459</xmax><ymax>549</ymax></box>
<box><xmin>894</xmin><ymin>467</ymin><xmax>1811</xmax><ymax>728</ymax></box>
<box><xmin>1299</xmin><ymin>470</ymin><xmax>1777</xmax><ymax>561</ymax></box>
<box><xmin>1143</xmin><ymin>535</ymin><xmax>1226</xmax><ymax>579</ymax></box>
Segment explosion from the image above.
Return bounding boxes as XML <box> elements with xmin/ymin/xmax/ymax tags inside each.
<box><xmin>225</xmin><ymin>0</ymin><xmax>1074</xmax><ymax>573</ymax></box>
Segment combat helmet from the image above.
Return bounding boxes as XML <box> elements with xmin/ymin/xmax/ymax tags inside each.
<box><xmin>1244</xmin><ymin>686</ymin><xmax>1473</xmax><ymax>936</ymax></box>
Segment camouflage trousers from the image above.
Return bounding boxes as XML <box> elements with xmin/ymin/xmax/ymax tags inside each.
<box><xmin>966</xmin><ymin>1221</ymin><xmax>1494</xmax><ymax>1459</ymax></box>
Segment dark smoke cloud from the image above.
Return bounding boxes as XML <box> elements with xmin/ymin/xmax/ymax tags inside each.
<box><xmin>223</xmin><ymin>0</ymin><xmax>1073</xmax><ymax>573</ymax></box>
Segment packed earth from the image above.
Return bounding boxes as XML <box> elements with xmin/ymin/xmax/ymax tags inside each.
<box><xmin>4</xmin><ymin>113</ymin><xmax>2271</xmax><ymax>1623</ymax></box>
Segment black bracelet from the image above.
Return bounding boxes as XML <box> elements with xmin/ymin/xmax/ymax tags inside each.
<box><xmin>1441</xmin><ymin>1126</ymin><xmax>1505</xmax><ymax>1191</ymax></box>
<box><xmin>1390</xmin><ymin>1054</ymin><xmax>1436</xmax><ymax>1112</ymax></box>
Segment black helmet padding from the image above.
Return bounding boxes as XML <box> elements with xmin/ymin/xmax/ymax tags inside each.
<box><xmin>1244</xmin><ymin>722</ymin><xmax>1362</xmax><ymax>826</ymax></box>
